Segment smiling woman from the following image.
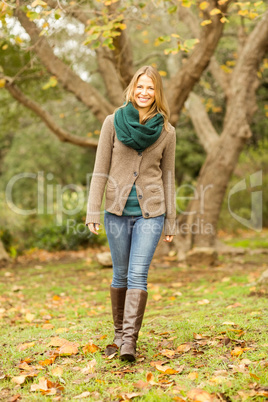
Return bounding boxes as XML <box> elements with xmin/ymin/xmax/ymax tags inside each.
<box><xmin>86</xmin><ymin>65</ymin><xmax>176</xmax><ymax>362</ymax></box>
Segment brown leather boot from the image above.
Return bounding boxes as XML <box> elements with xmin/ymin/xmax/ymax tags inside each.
<box><xmin>120</xmin><ymin>289</ymin><xmax>148</xmax><ymax>362</ymax></box>
<box><xmin>105</xmin><ymin>287</ymin><xmax>127</xmax><ymax>356</ymax></box>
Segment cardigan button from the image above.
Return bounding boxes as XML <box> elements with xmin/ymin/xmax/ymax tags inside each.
<box><xmin>138</xmin><ymin>195</ymin><xmax>142</xmax><ymax>199</ymax></box>
<box><xmin>134</xmin><ymin>171</ymin><xmax>138</xmax><ymax>177</ymax></box>
<box><xmin>138</xmin><ymin>152</ymin><xmax>142</xmax><ymax>156</ymax></box>
<box><xmin>145</xmin><ymin>212</ymin><xmax>149</xmax><ymax>217</ymax></box>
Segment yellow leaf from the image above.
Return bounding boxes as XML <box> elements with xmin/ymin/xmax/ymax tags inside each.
<box><xmin>152</xmin><ymin>294</ymin><xmax>162</xmax><ymax>301</ymax></box>
<box><xmin>248</xmin><ymin>12</ymin><xmax>258</xmax><ymax>19</ymax></box>
<box><xmin>51</xmin><ymin>367</ymin><xmax>63</xmax><ymax>377</ymax></box>
<box><xmin>142</xmin><ymin>30</ymin><xmax>148</xmax><ymax>36</ymax></box>
<box><xmin>25</xmin><ymin>313</ymin><xmax>35</xmax><ymax>322</ymax></box>
<box><xmin>159</xmin><ymin>70</ymin><xmax>167</xmax><ymax>76</ymax></box>
<box><xmin>18</xmin><ymin>342</ymin><xmax>35</xmax><ymax>351</ymax></box>
<box><xmin>143</xmin><ymin>39</ymin><xmax>149</xmax><ymax>44</ymax></box>
<box><xmin>199</xmin><ymin>1</ymin><xmax>209</xmax><ymax>10</ymax></box>
<box><xmin>238</xmin><ymin>10</ymin><xmax>248</xmax><ymax>16</ymax></box>
<box><xmin>188</xmin><ymin>372</ymin><xmax>198</xmax><ymax>379</ymax></box>
<box><xmin>155</xmin><ymin>365</ymin><xmax>178</xmax><ymax>374</ymax></box>
<box><xmin>210</xmin><ymin>8</ymin><xmax>221</xmax><ymax>15</ymax></box>
<box><xmin>218</xmin><ymin>0</ymin><xmax>228</xmax><ymax>4</ymax></box>
<box><xmin>82</xmin><ymin>342</ymin><xmax>100</xmax><ymax>354</ymax></box>
<box><xmin>15</xmin><ymin>36</ymin><xmax>23</xmax><ymax>44</ymax></box>
<box><xmin>160</xmin><ymin>349</ymin><xmax>175</xmax><ymax>357</ymax></box>
<box><xmin>220</xmin><ymin>16</ymin><xmax>229</xmax><ymax>23</ymax></box>
<box><xmin>59</xmin><ymin>113</ymin><xmax>65</xmax><ymax>119</ymax></box>
<box><xmin>2</xmin><ymin>44</ymin><xmax>8</xmax><ymax>50</ymax></box>
<box><xmin>0</xmin><ymin>79</ymin><xmax>6</xmax><ymax>88</ymax></box>
<box><xmin>58</xmin><ymin>344</ymin><xmax>78</xmax><ymax>356</ymax></box>
<box><xmin>201</xmin><ymin>19</ymin><xmax>212</xmax><ymax>26</ymax></box>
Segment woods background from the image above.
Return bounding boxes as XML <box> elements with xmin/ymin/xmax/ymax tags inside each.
<box><xmin>0</xmin><ymin>0</ymin><xmax>268</xmax><ymax>261</ymax></box>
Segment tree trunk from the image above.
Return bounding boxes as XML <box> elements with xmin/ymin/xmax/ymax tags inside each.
<box><xmin>177</xmin><ymin>10</ymin><xmax>268</xmax><ymax>249</ymax></box>
<box><xmin>0</xmin><ymin>240</ymin><xmax>10</xmax><ymax>265</ymax></box>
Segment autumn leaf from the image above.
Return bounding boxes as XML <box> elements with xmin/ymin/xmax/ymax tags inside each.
<box><xmin>160</xmin><ymin>349</ymin><xmax>175</xmax><ymax>358</ymax></box>
<box><xmin>51</xmin><ymin>367</ymin><xmax>63</xmax><ymax>377</ymax></box>
<box><xmin>74</xmin><ymin>391</ymin><xmax>91</xmax><ymax>399</ymax></box>
<box><xmin>188</xmin><ymin>372</ymin><xmax>199</xmax><ymax>380</ymax></box>
<box><xmin>187</xmin><ymin>388</ymin><xmax>214</xmax><ymax>401</ymax></box>
<box><xmin>155</xmin><ymin>365</ymin><xmax>178</xmax><ymax>374</ymax></box>
<box><xmin>82</xmin><ymin>342</ymin><xmax>100</xmax><ymax>353</ymax></box>
<box><xmin>39</xmin><ymin>357</ymin><xmax>56</xmax><ymax>366</ymax></box>
<box><xmin>81</xmin><ymin>359</ymin><xmax>97</xmax><ymax>374</ymax></box>
<box><xmin>18</xmin><ymin>342</ymin><xmax>35</xmax><ymax>351</ymax></box>
<box><xmin>58</xmin><ymin>343</ymin><xmax>78</xmax><ymax>356</ymax></box>
<box><xmin>177</xmin><ymin>343</ymin><xmax>191</xmax><ymax>353</ymax></box>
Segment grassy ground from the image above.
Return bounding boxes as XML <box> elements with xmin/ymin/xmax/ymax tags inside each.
<box><xmin>0</xmin><ymin>252</ymin><xmax>267</xmax><ymax>402</ymax></box>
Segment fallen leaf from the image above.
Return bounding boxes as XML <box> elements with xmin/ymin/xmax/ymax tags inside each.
<box><xmin>58</xmin><ymin>344</ymin><xmax>78</xmax><ymax>356</ymax></box>
<box><xmin>18</xmin><ymin>342</ymin><xmax>35</xmax><ymax>351</ymax></box>
<box><xmin>152</xmin><ymin>294</ymin><xmax>162</xmax><ymax>301</ymax></box>
<box><xmin>187</xmin><ymin>388</ymin><xmax>213</xmax><ymax>401</ymax></box>
<box><xmin>73</xmin><ymin>391</ymin><xmax>91</xmax><ymax>399</ymax></box>
<box><xmin>155</xmin><ymin>365</ymin><xmax>178</xmax><ymax>374</ymax></box>
<box><xmin>11</xmin><ymin>375</ymin><xmax>27</xmax><ymax>385</ymax></box>
<box><xmin>9</xmin><ymin>395</ymin><xmax>21</xmax><ymax>402</ymax></box>
<box><xmin>51</xmin><ymin>367</ymin><xmax>63</xmax><ymax>377</ymax></box>
<box><xmin>197</xmin><ymin>299</ymin><xmax>210</xmax><ymax>305</ymax></box>
<box><xmin>82</xmin><ymin>342</ymin><xmax>100</xmax><ymax>354</ymax></box>
<box><xmin>42</xmin><ymin>323</ymin><xmax>54</xmax><ymax>330</ymax></box>
<box><xmin>222</xmin><ymin>321</ymin><xmax>236</xmax><ymax>326</ymax></box>
<box><xmin>188</xmin><ymin>372</ymin><xmax>199</xmax><ymax>380</ymax></box>
<box><xmin>81</xmin><ymin>359</ymin><xmax>97</xmax><ymax>374</ymax></box>
<box><xmin>177</xmin><ymin>343</ymin><xmax>191</xmax><ymax>353</ymax></box>
<box><xmin>47</xmin><ymin>337</ymin><xmax>76</xmax><ymax>347</ymax></box>
<box><xmin>160</xmin><ymin>349</ymin><xmax>175</xmax><ymax>358</ymax></box>
<box><xmin>133</xmin><ymin>379</ymin><xmax>149</xmax><ymax>389</ymax></box>
<box><xmin>39</xmin><ymin>357</ymin><xmax>57</xmax><ymax>367</ymax></box>
<box><xmin>119</xmin><ymin>392</ymin><xmax>142</xmax><ymax>400</ymax></box>
<box><xmin>25</xmin><ymin>313</ymin><xmax>35</xmax><ymax>322</ymax></box>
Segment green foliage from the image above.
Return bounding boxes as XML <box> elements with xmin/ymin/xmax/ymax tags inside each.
<box><xmin>28</xmin><ymin>212</ymin><xmax>105</xmax><ymax>251</ymax></box>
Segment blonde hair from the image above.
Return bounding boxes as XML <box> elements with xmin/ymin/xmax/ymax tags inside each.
<box><xmin>123</xmin><ymin>65</ymin><xmax>170</xmax><ymax>130</ymax></box>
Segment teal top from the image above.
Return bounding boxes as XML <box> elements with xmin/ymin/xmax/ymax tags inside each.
<box><xmin>105</xmin><ymin>183</ymin><xmax>142</xmax><ymax>217</ymax></box>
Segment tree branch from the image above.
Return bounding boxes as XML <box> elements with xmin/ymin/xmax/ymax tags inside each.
<box><xmin>15</xmin><ymin>7</ymin><xmax>114</xmax><ymax>123</ymax></box>
<box><xmin>185</xmin><ymin>92</ymin><xmax>219</xmax><ymax>153</ymax></box>
<box><xmin>4</xmin><ymin>79</ymin><xmax>98</xmax><ymax>149</ymax></box>
<box><xmin>177</xmin><ymin>2</ymin><xmax>230</xmax><ymax>98</ymax></box>
<box><xmin>46</xmin><ymin>0</ymin><xmax>125</xmax><ymax>106</ymax></box>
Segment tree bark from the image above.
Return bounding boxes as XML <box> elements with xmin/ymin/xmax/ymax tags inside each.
<box><xmin>185</xmin><ymin>92</ymin><xmax>219</xmax><ymax>153</ymax></box>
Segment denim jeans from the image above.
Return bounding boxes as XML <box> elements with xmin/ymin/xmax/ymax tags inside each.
<box><xmin>104</xmin><ymin>212</ymin><xmax>165</xmax><ymax>291</ymax></box>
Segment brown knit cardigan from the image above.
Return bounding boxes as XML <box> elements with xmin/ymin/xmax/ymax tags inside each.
<box><xmin>86</xmin><ymin>114</ymin><xmax>177</xmax><ymax>235</ymax></box>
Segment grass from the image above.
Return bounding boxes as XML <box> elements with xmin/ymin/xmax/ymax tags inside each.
<box><xmin>0</xmin><ymin>253</ymin><xmax>267</xmax><ymax>401</ymax></box>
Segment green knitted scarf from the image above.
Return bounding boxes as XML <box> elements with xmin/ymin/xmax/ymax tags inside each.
<box><xmin>114</xmin><ymin>102</ymin><xmax>164</xmax><ymax>151</ymax></box>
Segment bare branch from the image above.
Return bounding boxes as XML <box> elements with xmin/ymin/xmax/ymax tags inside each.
<box><xmin>15</xmin><ymin>8</ymin><xmax>114</xmax><ymax>123</ymax></box>
<box><xmin>185</xmin><ymin>92</ymin><xmax>219</xmax><ymax>153</ymax></box>
<box><xmin>4</xmin><ymin>79</ymin><xmax>98</xmax><ymax>149</ymax></box>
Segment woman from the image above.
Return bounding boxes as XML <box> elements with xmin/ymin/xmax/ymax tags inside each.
<box><xmin>86</xmin><ymin>65</ymin><xmax>176</xmax><ymax>362</ymax></box>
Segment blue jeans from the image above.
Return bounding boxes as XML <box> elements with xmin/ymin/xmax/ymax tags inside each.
<box><xmin>104</xmin><ymin>212</ymin><xmax>165</xmax><ymax>291</ymax></box>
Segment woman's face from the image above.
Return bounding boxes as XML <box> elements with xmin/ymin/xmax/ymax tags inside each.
<box><xmin>133</xmin><ymin>74</ymin><xmax>155</xmax><ymax>112</ymax></box>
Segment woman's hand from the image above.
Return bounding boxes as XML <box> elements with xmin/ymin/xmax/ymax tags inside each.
<box><xmin>88</xmin><ymin>223</ymin><xmax>100</xmax><ymax>235</ymax></box>
<box><xmin>163</xmin><ymin>235</ymin><xmax>174</xmax><ymax>242</ymax></box>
